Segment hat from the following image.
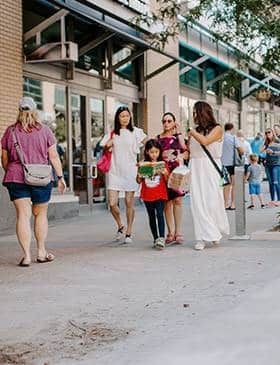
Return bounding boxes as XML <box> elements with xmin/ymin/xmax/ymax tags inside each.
<box><xmin>19</xmin><ymin>97</ymin><xmax>37</xmax><ymax>111</ymax></box>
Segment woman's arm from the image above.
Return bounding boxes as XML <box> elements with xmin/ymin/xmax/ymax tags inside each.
<box><xmin>260</xmin><ymin>144</ymin><xmax>267</xmax><ymax>153</ymax></box>
<box><xmin>48</xmin><ymin>145</ymin><xmax>66</xmax><ymax>193</ymax></box>
<box><xmin>189</xmin><ymin>125</ymin><xmax>222</xmax><ymax>146</ymax></box>
<box><xmin>1</xmin><ymin>149</ymin><xmax>8</xmax><ymax>171</ymax></box>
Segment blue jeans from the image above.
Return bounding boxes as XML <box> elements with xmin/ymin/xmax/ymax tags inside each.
<box><xmin>265</xmin><ymin>165</ymin><xmax>280</xmax><ymax>201</ymax></box>
<box><xmin>144</xmin><ymin>200</ymin><xmax>165</xmax><ymax>240</ymax></box>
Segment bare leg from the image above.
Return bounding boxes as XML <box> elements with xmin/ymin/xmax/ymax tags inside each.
<box><xmin>164</xmin><ymin>200</ymin><xmax>174</xmax><ymax>235</ymax></box>
<box><xmin>125</xmin><ymin>191</ymin><xmax>135</xmax><ymax>236</ymax></box>
<box><xmin>14</xmin><ymin>198</ymin><xmax>32</xmax><ymax>264</ymax></box>
<box><xmin>257</xmin><ymin>194</ymin><xmax>264</xmax><ymax>206</ymax></box>
<box><xmin>231</xmin><ymin>175</ymin><xmax>236</xmax><ymax>208</ymax></box>
<box><xmin>223</xmin><ymin>184</ymin><xmax>231</xmax><ymax>208</ymax></box>
<box><xmin>32</xmin><ymin>203</ymin><xmax>49</xmax><ymax>258</ymax></box>
<box><xmin>108</xmin><ymin>190</ymin><xmax>123</xmax><ymax>229</ymax></box>
<box><xmin>173</xmin><ymin>197</ymin><xmax>183</xmax><ymax>236</ymax></box>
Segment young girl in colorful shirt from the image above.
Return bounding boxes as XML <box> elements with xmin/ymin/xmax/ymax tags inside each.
<box><xmin>137</xmin><ymin>139</ymin><xmax>169</xmax><ymax>250</ymax></box>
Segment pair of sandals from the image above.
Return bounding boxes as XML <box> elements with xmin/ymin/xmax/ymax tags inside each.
<box><xmin>225</xmin><ymin>206</ymin><xmax>235</xmax><ymax>211</ymax></box>
<box><xmin>18</xmin><ymin>253</ymin><xmax>55</xmax><ymax>267</ymax></box>
<box><xmin>165</xmin><ymin>233</ymin><xmax>184</xmax><ymax>245</ymax></box>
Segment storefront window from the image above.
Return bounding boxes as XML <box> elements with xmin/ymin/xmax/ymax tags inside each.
<box><xmin>23</xmin><ymin>78</ymin><xmax>69</xmax><ymax>186</ymax></box>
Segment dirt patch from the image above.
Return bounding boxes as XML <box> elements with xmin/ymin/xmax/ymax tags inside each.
<box><xmin>0</xmin><ymin>321</ymin><xmax>129</xmax><ymax>365</ymax></box>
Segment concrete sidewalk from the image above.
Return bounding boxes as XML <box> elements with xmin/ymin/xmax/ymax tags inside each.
<box><xmin>0</xmin><ymin>194</ymin><xmax>279</xmax><ymax>365</ymax></box>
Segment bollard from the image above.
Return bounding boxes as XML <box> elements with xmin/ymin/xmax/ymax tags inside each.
<box><xmin>230</xmin><ymin>166</ymin><xmax>250</xmax><ymax>240</ymax></box>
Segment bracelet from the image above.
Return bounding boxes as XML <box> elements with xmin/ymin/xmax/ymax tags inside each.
<box><xmin>57</xmin><ymin>175</ymin><xmax>63</xmax><ymax>180</ymax></box>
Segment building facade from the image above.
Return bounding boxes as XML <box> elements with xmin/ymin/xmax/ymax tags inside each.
<box><xmin>0</xmin><ymin>0</ymin><xmax>280</xmax><ymax>228</ymax></box>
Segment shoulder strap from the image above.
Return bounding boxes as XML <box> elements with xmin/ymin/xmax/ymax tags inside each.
<box><xmin>200</xmin><ymin>144</ymin><xmax>223</xmax><ymax>178</ymax></box>
<box><xmin>11</xmin><ymin>128</ymin><xmax>27</xmax><ymax>167</ymax></box>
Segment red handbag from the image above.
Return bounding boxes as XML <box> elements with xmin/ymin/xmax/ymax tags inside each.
<box><xmin>97</xmin><ymin>131</ymin><xmax>114</xmax><ymax>173</ymax></box>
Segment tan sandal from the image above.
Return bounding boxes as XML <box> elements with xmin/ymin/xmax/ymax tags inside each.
<box><xmin>36</xmin><ymin>253</ymin><xmax>55</xmax><ymax>263</ymax></box>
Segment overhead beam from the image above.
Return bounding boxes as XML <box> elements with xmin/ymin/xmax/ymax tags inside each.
<box><xmin>206</xmin><ymin>70</ymin><xmax>229</xmax><ymax>86</ymax></box>
<box><xmin>112</xmin><ymin>49</ymin><xmax>145</xmax><ymax>71</ymax></box>
<box><xmin>24</xmin><ymin>9</ymin><xmax>69</xmax><ymax>42</ymax></box>
<box><xmin>145</xmin><ymin>60</ymin><xmax>178</xmax><ymax>81</ymax></box>
<box><xmin>79</xmin><ymin>32</ymin><xmax>116</xmax><ymax>56</ymax></box>
<box><xmin>179</xmin><ymin>55</ymin><xmax>209</xmax><ymax>75</ymax></box>
<box><xmin>248</xmin><ymin>76</ymin><xmax>272</xmax><ymax>93</ymax></box>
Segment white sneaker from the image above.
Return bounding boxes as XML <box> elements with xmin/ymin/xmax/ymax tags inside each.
<box><xmin>124</xmin><ymin>235</ymin><xmax>133</xmax><ymax>244</ymax></box>
<box><xmin>194</xmin><ymin>241</ymin><xmax>206</xmax><ymax>250</ymax></box>
<box><xmin>115</xmin><ymin>226</ymin><xmax>125</xmax><ymax>241</ymax></box>
<box><xmin>154</xmin><ymin>237</ymin><xmax>165</xmax><ymax>250</ymax></box>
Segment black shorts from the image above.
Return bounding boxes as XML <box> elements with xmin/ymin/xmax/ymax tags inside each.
<box><xmin>4</xmin><ymin>182</ymin><xmax>53</xmax><ymax>204</ymax></box>
<box><xmin>225</xmin><ymin>166</ymin><xmax>235</xmax><ymax>176</ymax></box>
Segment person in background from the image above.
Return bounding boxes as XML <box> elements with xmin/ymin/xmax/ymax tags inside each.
<box><xmin>100</xmin><ymin>106</ymin><xmax>147</xmax><ymax>244</ymax></box>
<box><xmin>260</xmin><ymin>128</ymin><xmax>280</xmax><ymax>207</ymax></box>
<box><xmin>137</xmin><ymin>139</ymin><xmax>169</xmax><ymax>250</ymax></box>
<box><xmin>221</xmin><ymin>123</ymin><xmax>244</xmax><ymax>210</ymax></box>
<box><xmin>1</xmin><ymin>97</ymin><xmax>66</xmax><ymax>267</ymax></box>
<box><xmin>274</xmin><ymin>124</ymin><xmax>280</xmax><ymax>139</ymax></box>
<box><xmin>245</xmin><ymin>154</ymin><xmax>265</xmax><ymax>209</ymax></box>
<box><xmin>251</xmin><ymin>132</ymin><xmax>265</xmax><ymax>164</ymax></box>
<box><xmin>236</xmin><ymin>130</ymin><xmax>252</xmax><ymax>173</ymax></box>
<box><xmin>156</xmin><ymin>112</ymin><xmax>186</xmax><ymax>245</ymax></box>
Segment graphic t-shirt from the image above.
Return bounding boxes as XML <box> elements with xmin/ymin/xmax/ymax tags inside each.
<box><xmin>140</xmin><ymin>164</ymin><xmax>168</xmax><ymax>202</ymax></box>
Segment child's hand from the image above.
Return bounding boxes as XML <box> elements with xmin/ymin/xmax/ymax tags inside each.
<box><xmin>161</xmin><ymin>167</ymin><xmax>168</xmax><ymax>176</ymax></box>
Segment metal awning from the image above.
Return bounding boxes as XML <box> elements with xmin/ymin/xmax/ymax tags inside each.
<box><xmin>46</xmin><ymin>0</ymin><xmax>202</xmax><ymax>72</ymax></box>
<box><xmin>178</xmin><ymin>28</ymin><xmax>280</xmax><ymax>97</ymax></box>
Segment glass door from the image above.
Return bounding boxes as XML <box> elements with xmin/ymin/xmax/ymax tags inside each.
<box><xmin>71</xmin><ymin>92</ymin><xmax>106</xmax><ymax>206</ymax></box>
<box><xmin>71</xmin><ymin>94</ymin><xmax>89</xmax><ymax>204</ymax></box>
<box><xmin>89</xmin><ymin>98</ymin><xmax>106</xmax><ymax>204</ymax></box>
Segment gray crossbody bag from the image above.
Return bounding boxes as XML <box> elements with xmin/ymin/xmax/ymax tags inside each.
<box><xmin>11</xmin><ymin>129</ymin><xmax>52</xmax><ymax>187</ymax></box>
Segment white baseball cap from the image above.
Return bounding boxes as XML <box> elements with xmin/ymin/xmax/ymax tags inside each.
<box><xmin>19</xmin><ymin>96</ymin><xmax>37</xmax><ymax>111</ymax></box>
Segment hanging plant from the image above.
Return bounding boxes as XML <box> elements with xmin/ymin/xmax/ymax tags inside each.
<box><xmin>256</xmin><ymin>89</ymin><xmax>272</xmax><ymax>102</ymax></box>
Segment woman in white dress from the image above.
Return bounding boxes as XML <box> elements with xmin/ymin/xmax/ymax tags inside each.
<box><xmin>101</xmin><ymin>106</ymin><xmax>147</xmax><ymax>243</ymax></box>
<box><xmin>188</xmin><ymin>101</ymin><xmax>229</xmax><ymax>250</ymax></box>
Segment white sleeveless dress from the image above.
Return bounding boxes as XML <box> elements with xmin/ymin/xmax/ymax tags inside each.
<box><xmin>189</xmin><ymin>137</ymin><xmax>230</xmax><ymax>242</ymax></box>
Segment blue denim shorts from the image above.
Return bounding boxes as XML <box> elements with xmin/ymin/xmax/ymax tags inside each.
<box><xmin>4</xmin><ymin>182</ymin><xmax>53</xmax><ymax>204</ymax></box>
<box><xmin>249</xmin><ymin>183</ymin><xmax>261</xmax><ymax>195</ymax></box>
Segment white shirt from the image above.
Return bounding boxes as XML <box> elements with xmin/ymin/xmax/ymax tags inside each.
<box><xmin>100</xmin><ymin>127</ymin><xmax>146</xmax><ymax>191</ymax></box>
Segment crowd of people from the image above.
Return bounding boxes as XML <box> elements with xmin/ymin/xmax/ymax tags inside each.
<box><xmin>1</xmin><ymin>97</ymin><xmax>280</xmax><ymax>266</ymax></box>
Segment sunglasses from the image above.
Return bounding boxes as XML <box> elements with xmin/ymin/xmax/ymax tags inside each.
<box><xmin>162</xmin><ymin>119</ymin><xmax>173</xmax><ymax>124</ymax></box>
<box><xmin>265</xmin><ymin>131</ymin><xmax>272</xmax><ymax>134</ymax></box>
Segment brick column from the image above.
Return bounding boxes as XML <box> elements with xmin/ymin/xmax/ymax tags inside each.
<box><xmin>0</xmin><ymin>0</ymin><xmax>23</xmax><ymax>137</ymax></box>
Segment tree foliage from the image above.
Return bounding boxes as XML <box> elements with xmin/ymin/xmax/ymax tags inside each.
<box><xmin>137</xmin><ymin>0</ymin><xmax>280</xmax><ymax>73</ymax></box>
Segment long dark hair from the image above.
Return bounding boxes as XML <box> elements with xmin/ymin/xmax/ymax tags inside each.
<box><xmin>193</xmin><ymin>101</ymin><xmax>218</xmax><ymax>135</ymax></box>
<box><xmin>114</xmin><ymin>106</ymin><xmax>134</xmax><ymax>135</ymax></box>
<box><xmin>264</xmin><ymin>128</ymin><xmax>277</xmax><ymax>146</ymax></box>
<box><xmin>144</xmin><ymin>139</ymin><xmax>163</xmax><ymax>162</ymax></box>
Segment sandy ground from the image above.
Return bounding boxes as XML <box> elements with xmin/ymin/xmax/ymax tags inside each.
<box><xmin>0</xmin><ymin>193</ymin><xmax>279</xmax><ymax>365</ymax></box>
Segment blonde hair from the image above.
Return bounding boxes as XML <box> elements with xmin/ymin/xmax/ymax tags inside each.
<box><xmin>17</xmin><ymin>110</ymin><xmax>42</xmax><ymax>132</ymax></box>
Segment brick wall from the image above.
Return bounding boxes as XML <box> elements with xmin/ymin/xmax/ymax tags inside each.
<box><xmin>0</xmin><ymin>0</ymin><xmax>22</xmax><ymax>137</ymax></box>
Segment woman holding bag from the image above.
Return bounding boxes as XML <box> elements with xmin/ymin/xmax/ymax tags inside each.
<box><xmin>188</xmin><ymin>101</ymin><xmax>229</xmax><ymax>250</ymax></box>
<box><xmin>100</xmin><ymin>106</ymin><xmax>146</xmax><ymax>243</ymax></box>
<box><xmin>156</xmin><ymin>112</ymin><xmax>186</xmax><ymax>245</ymax></box>
<box><xmin>1</xmin><ymin>97</ymin><xmax>66</xmax><ymax>266</ymax></box>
